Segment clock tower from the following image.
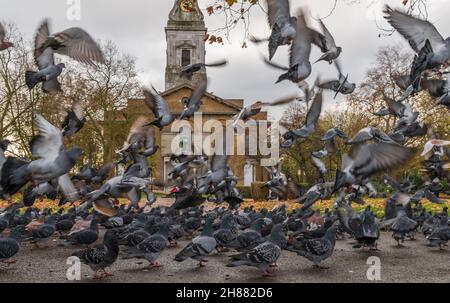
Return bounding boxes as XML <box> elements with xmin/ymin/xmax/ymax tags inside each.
<box><xmin>165</xmin><ymin>0</ymin><xmax>207</xmax><ymax>90</ymax></box>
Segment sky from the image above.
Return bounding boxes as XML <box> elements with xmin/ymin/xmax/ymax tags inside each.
<box><xmin>1</xmin><ymin>0</ymin><xmax>450</xmax><ymax>119</ymax></box>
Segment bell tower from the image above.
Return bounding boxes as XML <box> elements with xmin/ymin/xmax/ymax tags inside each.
<box><xmin>165</xmin><ymin>0</ymin><xmax>207</xmax><ymax>90</ymax></box>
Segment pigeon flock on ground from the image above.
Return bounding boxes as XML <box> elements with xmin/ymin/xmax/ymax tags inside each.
<box><xmin>0</xmin><ymin>2</ymin><xmax>449</xmax><ymax>280</ymax></box>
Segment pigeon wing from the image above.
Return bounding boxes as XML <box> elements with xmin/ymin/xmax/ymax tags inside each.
<box><xmin>143</xmin><ymin>87</ymin><xmax>170</xmax><ymax>119</ymax></box>
<box><xmin>384</xmin><ymin>5</ymin><xmax>444</xmax><ymax>53</ymax></box>
<box><xmin>352</xmin><ymin>143</ymin><xmax>415</xmax><ymax>178</ymax></box>
<box><xmin>267</xmin><ymin>0</ymin><xmax>291</xmax><ymax>28</ymax></box>
<box><xmin>52</xmin><ymin>27</ymin><xmax>105</xmax><ymax>65</ymax></box>
<box><xmin>30</xmin><ymin>114</ymin><xmax>63</xmax><ymax>161</ymax></box>
<box><xmin>304</xmin><ymin>90</ymin><xmax>323</xmax><ymax>128</ymax></box>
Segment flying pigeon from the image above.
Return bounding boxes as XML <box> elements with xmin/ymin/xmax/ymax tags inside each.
<box><xmin>179</xmin><ymin>79</ymin><xmax>208</xmax><ymax>120</ymax></box>
<box><xmin>384</xmin><ymin>6</ymin><xmax>450</xmax><ymax>86</ymax></box>
<box><xmin>143</xmin><ymin>86</ymin><xmax>175</xmax><ymax>129</ymax></box>
<box><xmin>282</xmin><ymin>89</ymin><xmax>323</xmax><ymax>148</ymax></box>
<box><xmin>61</xmin><ymin>102</ymin><xmax>86</xmax><ymax>137</ymax></box>
<box><xmin>33</xmin><ymin>19</ymin><xmax>105</xmax><ymax>66</ymax></box>
<box><xmin>25</xmin><ymin>114</ymin><xmax>82</xmax><ymax>202</ymax></box>
<box><xmin>180</xmin><ymin>59</ymin><xmax>227</xmax><ymax>79</ymax></box>
<box><xmin>314</xmin><ymin>19</ymin><xmax>342</xmax><ymax>64</ymax></box>
<box><xmin>0</xmin><ymin>22</ymin><xmax>14</xmax><ymax>51</ymax></box>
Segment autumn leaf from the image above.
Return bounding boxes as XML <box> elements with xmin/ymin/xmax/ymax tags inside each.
<box><xmin>207</xmin><ymin>6</ymin><xmax>214</xmax><ymax>15</ymax></box>
<box><xmin>226</xmin><ymin>0</ymin><xmax>238</xmax><ymax>6</ymax></box>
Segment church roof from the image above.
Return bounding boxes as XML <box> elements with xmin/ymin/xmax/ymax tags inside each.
<box><xmin>161</xmin><ymin>83</ymin><xmax>243</xmax><ymax>111</ymax></box>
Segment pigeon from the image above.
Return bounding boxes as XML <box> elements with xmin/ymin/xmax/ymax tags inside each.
<box><xmin>264</xmin><ymin>0</ymin><xmax>297</xmax><ymax>60</ymax></box>
<box><xmin>318</xmin><ymin>61</ymin><xmax>355</xmax><ymax>98</ymax></box>
<box><xmin>264</xmin><ymin>9</ymin><xmax>323</xmax><ymax>84</ymax></box>
<box><xmin>143</xmin><ymin>86</ymin><xmax>175</xmax><ymax>129</ymax></box>
<box><xmin>174</xmin><ymin>218</ymin><xmax>217</xmax><ymax>267</ymax></box>
<box><xmin>347</xmin><ymin>126</ymin><xmax>397</xmax><ymax>145</ymax></box>
<box><xmin>231</xmin><ymin>96</ymin><xmax>296</xmax><ymax>129</ymax></box>
<box><xmin>287</xmin><ymin>221</ymin><xmax>339</xmax><ymax>268</ymax></box>
<box><xmin>179</xmin><ymin>79</ymin><xmax>208</xmax><ymax>120</ymax></box>
<box><xmin>384</xmin><ymin>6</ymin><xmax>450</xmax><ymax>85</ymax></box>
<box><xmin>61</xmin><ymin>219</ymin><xmax>99</xmax><ymax>246</ymax></box>
<box><xmin>23</xmin><ymin>182</ymin><xmax>57</xmax><ymax>207</ymax></box>
<box><xmin>338</xmin><ymin>205</ymin><xmax>380</xmax><ymax>249</ymax></box>
<box><xmin>33</xmin><ymin>19</ymin><xmax>105</xmax><ymax>66</ymax></box>
<box><xmin>0</xmin><ymin>225</ymin><xmax>26</xmax><ymax>264</ymax></box>
<box><xmin>226</xmin><ymin>224</ymin><xmax>284</xmax><ymax>277</ymax></box>
<box><xmin>313</xmin><ymin>19</ymin><xmax>342</xmax><ymax>64</ymax></box>
<box><xmin>426</xmin><ymin>216</ymin><xmax>450</xmax><ymax>250</ymax></box>
<box><xmin>0</xmin><ymin>22</ymin><xmax>14</xmax><ymax>51</ymax></box>
<box><xmin>334</xmin><ymin>142</ymin><xmax>415</xmax><ymax>191</ymax></box>
<box><xmin>213</xmin><ymin>213</ymin><xmax>236</xmax><ymax>250</ymax></box>
<box><xmin>25</xmin><ymin>114</ymin><xmax>81</xmax><ymax>202</ymax></box>
<box><xmin>180</xmin><ymin>59</ymin><xmax>227</xmax><ymax>79</ymax></box>
<box><xmin>227</xmin><ymin>218</ymin><xmax>270</xmax><ymax>251</ymax></box>
<box><xmin>421</xmin><ymin>139</ymin><xmax>450</xmax><ymax>158</ymax></box>
<box><xmin>61</xmin><ymin>102</ymin><xmax>86</xmax><ymax>137</ymax></box>
<box><xmin>72</xmin><ymin>229</ymin><xmax>119</xmax><ymax>279</ymax></box>
<box><xmin>282</xmin><ymin>89</ymin><xmax>323</xmax><ymax>147</ymax></box>
<box><xmin>122</xmin><ymin>223</ymin><xmax>169</xmax><ymax>268</ymax></box>
<box><xmin>28</xmin><ymin>215</ymin><xmax>57</xmax><ymax>246</ymax></box>
<box><xmin>119</xmin><ymin>116</ymin><xmax>159</xmax><ymax>157</ymax></box>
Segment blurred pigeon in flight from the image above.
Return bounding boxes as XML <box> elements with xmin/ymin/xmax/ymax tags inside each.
<box><xmin>314</xmin><ymin>19</ymin><xmax>342</xmax><ymax>64</ymax></box>
<box><xmin>282</xmin><ymin>89</ymin><xmax>323</xmax><ymax>148</ymax></box>
<box><xmin>179</xmin><ymin>79</ymin><xmax>208</xmax><ymax>120</ymax></box>
<box><xmin>61</xmin><ymin>102</ymin><xmax>86</xmax><ymax>137</ymax></box>
<box><xmin>143</xmin><ymin>86</ymin><xmax>175</xmax><ymax>129</ymax></box>
<box><xmin>180</xmin><ymin>59</ymin><xmax>227</xmax><ymax>79</ymax></box>
<box><xmin>0</xmin><ymin>22</ymin><xmax>14</xmax><ymax>51</ymax></box>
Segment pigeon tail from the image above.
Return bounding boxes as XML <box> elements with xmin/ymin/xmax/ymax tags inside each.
<box><xmin>25</xmin><ymin>71</ymin><xmax>41</xmax><ymax>90</ymax></box>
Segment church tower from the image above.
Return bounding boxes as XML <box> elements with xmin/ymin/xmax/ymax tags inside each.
<box><xmin>165</xmin><ymin>0</ymin><xmax>207</xmax><ymax>90</ymax></box>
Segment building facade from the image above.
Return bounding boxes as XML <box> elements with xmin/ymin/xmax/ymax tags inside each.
<box><xmin>119</xmin><ymin>0</ymin><xmax>269</xmax><ymax>186</ymax></box>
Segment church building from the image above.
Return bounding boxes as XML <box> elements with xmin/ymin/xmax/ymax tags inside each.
<box><xmin>119</xmin><ymin>0</ymin><xmax>269</xmax><ymax>187</ymax></box>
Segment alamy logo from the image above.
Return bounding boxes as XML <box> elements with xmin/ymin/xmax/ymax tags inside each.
<box><xmin>366</xmin><ymin>256</ymin><xmax>381</xmax><ymax>281</ymax></box>
<box><xmin>66</xmin><ymin>256</ymin><xmax>81</xmax><ymax>281</ymax></box>
<box><xmin>67</xmin><ymin>0</ymin><xmax>81</xmax><ymax>21</ymax></box>
<box><xmin>170</xmin><ymin>113</ymin><xmax>283</xmax><ymax>167</ymax></box>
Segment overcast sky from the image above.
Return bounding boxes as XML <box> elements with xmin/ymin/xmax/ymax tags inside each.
<box><xmin>2</xmin><ymin>0</ymin><xmax>450</xmax><ymax>119</ymax></box>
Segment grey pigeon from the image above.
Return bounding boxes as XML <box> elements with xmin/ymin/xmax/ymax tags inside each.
<box><xmin>264</xmin><ymin>9</ymin><xmax>324</xmax><ymax>84</ymax></box>
<box><xmin>180</xmin><ymin>59</ymin><xmax>227</xmax><ymax>79</ymax></box>
<box><xmin>179</xmin><ymin>79</ymin><xmax>208</xmax><ymax>120</ymax></box>
<box><xmin>263</xmin><ymin>0</ymin><xmax>297</xmax><ymax>60</ymax></box>
<box><xmin>143</xmin><ymin>86</ymin><xmax>175</xmax><ymax>129</ymax></box>
<box><xmin>122</xmin><ymin>223</ymin><xmax>169</xmax><ymax>268</ymax></box>
<box><xmin>314</xmin><ymin>19</ymin><xmax>342</xmax><ymax>64</ymax></box>
<box><xmin>0</xmin><ymin>225</ymin><xmax>26</xmax><ymax>264</ymax></box>
<box><xmin>61</xmin><ymin>219</ymin><xmax>99</xmax><ymax>246</ymax></box>
<box><xmin>61</xmin><ymin>102</ymin><xmax>86</xmax><ymax>137</ymax></box>
<box><xmin>334</xmin><ymin>142</ymin><xmax>415</xmax><ymax>191</ymax></box>
<box><xmin>118</xmin><ymin>116</ymin><xmax>159</xmax><ymax>157</ymax></box>
<box><xmin>174</xmin><ymin>218</ymin><xmax>217</xmax><ymax>267</ymax></box>
<box><xmin>384</xmin><ymin>6</ymin><xmax>450</xmax><ymax>85</ymax></box>
<box><xmin>0</xmin><ymin>22</ymin><xmax>14</xmax><ymax>51</ymax></box>
<box><xmin>318</xmin><ymin>61</ymin><xmax>355</xmax><ymax>98</ymax></box>
<box><xmin>25</xmin><ymin>114</ymin><xmax>81</xmax><ymax>202</ymax></box>
<box><xmin>33</xmin><ymin>19</ymin><xmax>105</xmax><ymax>66</ymax></box>
<box><xmin>227</xmin><ymin>224</ymin><xmax>284</xmax><ymax>277</ymax></box>
<box><xmin>287</xmin><ymin>222</ymin><xmax>339</xmax><ymax>268</ymax></box>
<box><xmin>282</xmin><ymin>89</ymin><xmax>323</xmax><ymax>148</ymax></box>
<box><xmin>72</xmin><ymin>229</ymin><xmax>119</xmax><ymax>279</ymax></box>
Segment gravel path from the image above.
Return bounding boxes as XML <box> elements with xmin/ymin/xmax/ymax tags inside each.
<box><xmin>0</xmin><ymin>230</ymin><xmax>448</xmax><ymax>283</ymax></box>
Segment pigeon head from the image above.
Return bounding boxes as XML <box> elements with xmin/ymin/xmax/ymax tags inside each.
<box><xmin>57</xmin><ymin>63</ymin><xmax>66</xmax><ymax>69</ymax></box>
<box><xmin>66</xmin><ymin>147</ymin><xmax>83</xmax><ymax>163</ymax></box>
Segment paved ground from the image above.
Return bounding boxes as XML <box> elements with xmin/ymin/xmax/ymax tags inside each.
<box><xmin>0</xmin><ymin>229</ymin><xmax>449</xmax><ymax>283</ymax></box>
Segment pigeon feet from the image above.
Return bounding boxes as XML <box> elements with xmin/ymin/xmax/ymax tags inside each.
<box><xmin>2</xmin><ymin>259</ymin><xmax>17</xmax><ymax>265</ymax></box>
<box><xmin>149</xmin><ymin>262</ymin><xmax>162</xmax><ymax>268</ymax></box>
<box><xmin>262</xmin><ymin>270</ymin><xmax>274</xmax><ymax>277</ymax></box>
<box><xmin>313</xmin><ymin>264</ymin><xmax>329</xmax><ymax>270</ymax></box>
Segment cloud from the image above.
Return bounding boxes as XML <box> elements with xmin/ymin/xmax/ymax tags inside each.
<box><xmin>2</xmin><ymin>0</ymin><xmax>449</xmax><ymax>119</ymax></box>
